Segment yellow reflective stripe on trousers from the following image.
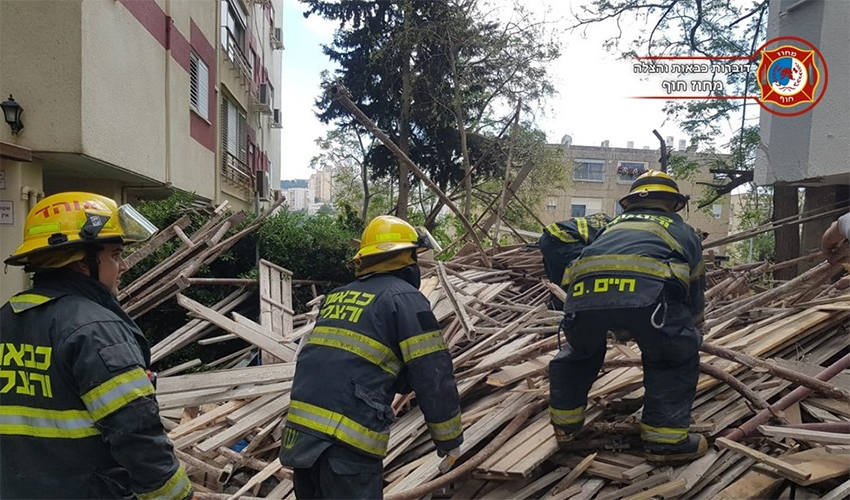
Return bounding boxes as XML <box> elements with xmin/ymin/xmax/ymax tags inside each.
<box><xmin>576</xmin><ymin>217</ymin><xmax>590</xmax><ymax>243</ymax></box>
<box><xmin>399</xmin><ymin>330</ymin><xmax>447</xmax><ymax>363</ymax></box>
<box><xmin>81</xmin><ymin>367</ymin><xmax>155</xmax><ymax>421</ymax></box>
<box><xmin>641</xmin><ymin>423</ymin><xmax>688</xmax><ymax>444</ymax></box>
<box><xmin>605</xmin><ymin>221</ymin><xmax>683</xmax><ymax>254</ymax></box>
<box><xmin>308</xmin><ymin>326</ymin><xmax>402</xmax><ymax>375</ymax></box>
<box><xmin>545</xmin><ymin>223</ymin><xmax>578</xmax><ymax>243</ymax></box>
<box><xmin>137</xmin><ymin>464</ymin><xmax>192</xmax><ymax>500</ymax></box>
<box><xmin>9</xmin><ymin>293</ymin><xmax>53</xmax><ymax>313</ymax></box>
<box><xmin>0</xmin><ymin>405</ymin><xmax>100</xmax><ymax>439</ymax></box>
<box><xmin>426</xmin><ymin>412</ymin><xmax>463</xmax><ymax>442</ymax></box>
<box><xmin>288</xmin><ymin>400</ymin><xmax>389</xmax><ymax>457</ymax></box>
<box><xmin>567</xmin><ymin>255</ymin><xmax>690</xmax><ymax>287</ymax></box>
<box><xmin>548</xmin><ymin>405</ymin><xmax>584</xmax><ymax>426</ymax></box>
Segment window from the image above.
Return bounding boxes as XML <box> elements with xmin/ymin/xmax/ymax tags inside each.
<box><xmin>617</xmin><ymin>161</ymin><xmax>648</xmax><ymax>182</ymax></box>
<box><xmin>189</xmin><ymin>52</ymin><xmax>209</xmax><ymax>120</ymax></box>
<box><xmin>221</xmin><ymin>94</ymin><xmax>249</xmax><ymax>185</ymax></box>
<box><xmin>546</xmin><ymin>200</ymin><xmax>557</xmax><ymax>212</ymax></box>
<box><xmin>221</xmin><ymin>0</ymin><xmax>246</xmax><ymax>52</ymax></box>
<box><xmin>574</xmin><ymin>160</ymin><xmax>605</xmax><ymax>182</ymax></box>
<box><xmin>571</xmin><ymin>197</ymin><xmax>603</xmax><ymax>216</ymax></box>
<box><xmin>570</xmin><ymin>204</ymin><xmax>585</xmax><ymax>217</ymax></box>
<box><xmin>712</xmin><ymin>204</ymin><xmax>723</xmax><ymax>219</ymax></box>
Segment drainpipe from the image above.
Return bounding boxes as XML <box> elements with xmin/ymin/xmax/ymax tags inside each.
<box><xmin>21</xmin><ymin>186</ymin><xmax>44</xmax><ymax>211</ymax></box>
<box><xmin>164</xmin><ymin>0</ymin><xmax>172</xmax><ymax>185</ymax></box>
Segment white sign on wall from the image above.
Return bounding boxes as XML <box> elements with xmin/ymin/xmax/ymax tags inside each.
<box><xmin>0</xmin><ymin>200</ymin><xmax>13</xmax><ymax>225</ymax></box>
<box><xmin>0</xmin><ymin>170</ymin><xmax>5</xmax><ymax>190</ymax></box>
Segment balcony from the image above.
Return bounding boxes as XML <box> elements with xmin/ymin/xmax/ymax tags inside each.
<box><xmin>222</xmin><ymin>151</ymin><xmax>254</xmax><ymax>190</ymax></box>
<box><xmin>223</xmin><ymin>28</ymin><xmax>251</xmax><ymax>85</ymax></box>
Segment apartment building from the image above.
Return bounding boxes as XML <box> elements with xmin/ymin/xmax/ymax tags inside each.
<box><xmin>309</xmin><ymin>165</ymin><xmax>334</xmax><ymax>203</ymax></box>
<box><xmin>0</xmin><ymin>0</ymin><xmax>283</xmax><ymax>302</ymax></box>
<box><xmin>541</xmin><ymin>140</ymin><xmax>732</xmax><ymax>243</ymax></box>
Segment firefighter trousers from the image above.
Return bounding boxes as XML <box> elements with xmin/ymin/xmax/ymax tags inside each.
<box><xmin>292</xmin><ymin>443</ymin><xmax>384</xmax><ymax>499</ymax></box>
<box><xmin>549</xmin><ymin>305</ymin><xmax>701</xmax><ymax>440</ymax></box>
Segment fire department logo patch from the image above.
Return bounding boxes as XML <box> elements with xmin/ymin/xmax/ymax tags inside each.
<box><xmin>755</xmin><ymin>37</ymin><xmax>828</xmax><ymax>117</ymax></box>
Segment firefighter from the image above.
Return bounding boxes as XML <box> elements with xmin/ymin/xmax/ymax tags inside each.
<box><xmin>279</xmin><ymin>215</ymin><xmax>463</xmax><ymax>499</ymax></box>
<box><xmin>538</xmin><ymin>213</ymin><xmax>612</xmax><ymax>309</ymax></box>
<box><xmin>548</xmin><ymin>171</ymin><xmax>707</xmax><ymax>464</ymax></box>
<box><xmin>0</xmin><ymin>192</ymin><xmax>193</xmax><ymax>499</ymax></box>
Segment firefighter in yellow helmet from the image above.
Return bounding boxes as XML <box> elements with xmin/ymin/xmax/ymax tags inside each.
<box><xmin>0</xmin><ymin>192</ymin><xmax>193</xmax><ymax>499</ymax></box>
<box><xmin>549</xmin><ymin>171</ymin><xmax>708</xmax><ymax>464</ymax></box>
<box><xmin>280</xmin><ymin>215</ymin><xmax>463</xmax><ymax>499</ymax></box>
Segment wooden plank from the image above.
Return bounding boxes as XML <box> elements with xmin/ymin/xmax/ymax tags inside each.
<box><xmin>569</xmin><ymin>478</ymin><xmax>606</xmax><ymax>500</ymax></box>
<box><xmin>758</xmin><ymin>425</ymin><xmax>850</xmax><ymax>445</ymax></box>
<box><xmin>716</xmin><ymin>437</ymin><xmax>811</xmax><ymax>482</ymax></box>
<box><xmin>711</xmin><ymin>469</ymin><xmax>783</xmax><ymax>500</ymax></box>
<box><xmin>177</xmin><ymin>294</ymin><xmax>296</xmax><ymax>362</ymax></box>
<box><xmin>157</xmin><ymin>363</ymin><xmax>295</xmax><ymax>395</ymax></box>
<box><xmin>228</xmin><ymin>458</ymin><xmax>283</xmax><ymax>499</ymax></box>
<box><xmin>674</xmin><ymin>448</ymin><xmax>724</xmax><ymax>491</ymax></box>
<box><xmin>196</xmin><ymin>393</ymin><xmax>291</xmax><ymax>453</ymax></box>
<box><xmin>168</xmin><ymin>400</ymin><xmax>246</xmax><ymax>439</ymax></box>
<box><xmin>598</xmin><ymin>471</ymin><xmax>673</xmax><ymax>500</ymax></box>
<box><xmin>768</xmin><ymin>446</ymin><xmax>850</xmax><ymax>486</ymax></box>
<box><xmin>158</xmin><ymin>381</ymin><xmax>291</xmax><ymax>410</ymax></box>
<box><xmin>621</xmin><ymin>479</ymin><xmax>687</xmax><ymax>500</ymax></box>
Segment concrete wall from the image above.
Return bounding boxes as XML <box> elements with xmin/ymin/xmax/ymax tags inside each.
<box><xmin>540</xmin><ymin>145</ymin><xmax>732</xmax><ymax>243</ymax></box>
<box><xmin>81</xmin><ymin>1</ymin><xmax>167</xmax><ymax>183</ymax></box>
<box><xmin>755</xmin><ymin>0</ymin><xmax>850</xmax><ymax>186</ymax></box>
<box><xmin>0</xmin><ymin>0</ymin><xmax>82</xmax><ymax>152</ymax></box>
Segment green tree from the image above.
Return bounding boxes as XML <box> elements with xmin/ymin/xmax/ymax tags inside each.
<box><xmin>571</xmin><ymin>1</ymin><xmax>802</xmax><ymax>277</ymax></box>
<box><xmin>301</xmin><ymin>0</ymin><xmax>559</xmax><ymax>220</ymax></box>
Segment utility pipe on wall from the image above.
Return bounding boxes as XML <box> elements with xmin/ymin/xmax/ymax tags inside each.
<box><xmin>21</xmin><ymin>186</ymin><xmax>44</xmax><ymax>211</ymax></box>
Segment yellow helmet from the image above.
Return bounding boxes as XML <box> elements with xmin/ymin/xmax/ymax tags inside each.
<box><xmin>619</xmin><ymin>170</ymin><xmax>689</xmax><ymax>212</ymax></box>
<box><xmin>5</xmin><ymin>192</ymin><xmax>158</xmax><ymax>267</ymax></box>
<box><xmin>353</xmin><ymin>215</ymin><xmax>430</xmax><ymax>261</ymax></box>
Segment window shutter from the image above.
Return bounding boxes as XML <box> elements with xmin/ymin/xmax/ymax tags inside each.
<box><xmin>190</xmin><ymin>53</ymin><xmax>199</xmax><ymax>110</ymax></box>
<box><xmin>197</xmin><ymin>57</ymin><xmax>209</xmax><ymax>120</ymax></box>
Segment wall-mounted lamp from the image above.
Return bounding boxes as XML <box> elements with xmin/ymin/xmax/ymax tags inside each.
<box><xmin>1</xmin><ymin>95</ymin><xmax>24</xmax><ymax>135</ymax></box>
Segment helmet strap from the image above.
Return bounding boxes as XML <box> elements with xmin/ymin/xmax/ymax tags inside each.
<box><xmin>83</xmin><ymin>244</ymin><xmax>102</xmax><ymax>282</ymax></box>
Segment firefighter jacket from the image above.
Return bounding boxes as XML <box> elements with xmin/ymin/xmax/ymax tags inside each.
<box><xmin>280</xmin><ymin>269</ymin><xmax>463</xmax><ymax>463</ymax></box>
<box><xmin>0</xmin><ymin>270</ymin><xmax>192</xmax><ymax>500</ymax></box>
<box><xmin>562</xmin><ymin>209</ymin><xmax>706</xmax><ymax>328</ymax></box>
<box><xmin>539</xmin><ymin>214</ymin><xmax>611</xmax><ymax>287</ymax></box>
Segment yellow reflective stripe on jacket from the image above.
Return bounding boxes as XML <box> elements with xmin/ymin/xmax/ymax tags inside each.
<box><xmin>545</xmin><ymin>223</ymin><xmax>579</xmax><ymax>244</ymax></box>
<box><xmin>81</xmin><ymin>367</ymin><xmax>154</xmax><ymax>422</ymax></box>
<box><xmin>691</xmin><ymin>258</ymin><xmax>705</xmax><ymax>281</ymax></box>
<box><xmin>566</xmin><ymin>255</ymin><xmax>690</xmax><ymax>288</ymax></box>
<box><xmin>641</xmin><ymin>423</ymin><xmax>688</xmax><ymax>444</ymax></box>
<box><xmin>549</xmin><ymin>405</ymin><xmax>584</xmax><ymax>426</ymax></box>
<box><xmin>576</xmin><ymin>217</ymin><xmax>590</xmax><ymax>243</ymax></box>
<box><xmin>9</xmin><ymin>293</ymin><xmax>53</xmax><ymax>313</ymax></box>
<box><xmin>288</xmin><ymin>400</ymin><xmax>390</xmax><ymax>457</ymax></box>
<box><xmin>605</xmin><ymin>221</ymin><xmax>683</xmax><ymax>254</ymax></box>
<box><xmin>426</xmin><ymin>413</ymin><xmax>463</xmax><ymax>442</ymax></box>
<box><xmin>137</xmin><ymin>464</ymin><xmax>192</xmax><ymax>500</ymax></box>
<box><xmin>0</xmin><ymin>405</ymin><xmax>100</xmax><ymax>439</ymax></box>
<box><xmin>308</xmin><ymin>326</ymin><xmax>402</xmax><ymax>375</ymax></box>
<box><xmin>399</xmin><ymin>330</ymin><xmax>447</xmax><ymax>364</ymax></box>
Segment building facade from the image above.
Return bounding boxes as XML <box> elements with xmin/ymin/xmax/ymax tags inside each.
<box><xmin>308</xmin><ymin>165</ymin><xmax>334</xmax><ymax>203</ymax></box>
<box><xmin>0</xmin><ymin>0</ymin><xmax>283</xmax><ymax>303</ymax></box>
<box><xmin>541</xmin><ymin>142</ymin><xmax>732</xmax><ymax>244</ymax></box>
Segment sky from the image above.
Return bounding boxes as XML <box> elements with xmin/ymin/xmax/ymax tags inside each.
<box><xmin>279</xmin><ymin>0</ymin><xmax>751</xmax><ymax>182</ymax></box>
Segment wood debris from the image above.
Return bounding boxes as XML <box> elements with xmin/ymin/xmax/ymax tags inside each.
<box><xmin>120</xmin><ymin>204</ymin><xmax>850</xmax><ymax>498</ymax></box>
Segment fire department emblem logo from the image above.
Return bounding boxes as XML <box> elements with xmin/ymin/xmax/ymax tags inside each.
<box><xmin>755</xmin><ymin>38</ymin><xmax>827</xmax><ymax>116</ymax></box>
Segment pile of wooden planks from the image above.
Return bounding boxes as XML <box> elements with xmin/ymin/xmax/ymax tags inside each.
<box><xmin>129</xmin><ymin>224</ymin><xmax>849</xmax><ymax>499</ymax></box>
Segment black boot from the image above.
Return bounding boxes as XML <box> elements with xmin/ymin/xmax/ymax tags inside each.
<box><xmin>644</xmin><ymin>434</ymin><xmax>708</xmax><ymax>464</ymax></box>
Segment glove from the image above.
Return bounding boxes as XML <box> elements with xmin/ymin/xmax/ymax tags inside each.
<box><xmin>437</xmin><ymin>447</ymin><xmax>461</xmax><ymax>473</ymax></box>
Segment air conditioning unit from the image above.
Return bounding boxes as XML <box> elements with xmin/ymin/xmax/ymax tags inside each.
<box><xmin>258</xmin><ymin>83</ymin><xmax>271</xmax><ymax>106</ymax></box>
<box><xmin>271</xmin><ymin>28</ymin><xmax>283</xmax><ymax>50</ymax></box>
<box><xmin>270</xmin><ymin>108</ymin><xmax>283</xmax><ymax>128</ymax></box>
<box><xmin>256</xmin><ymin>170</ymin><xmax>271</xmax><ymax>201</ymax></box>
